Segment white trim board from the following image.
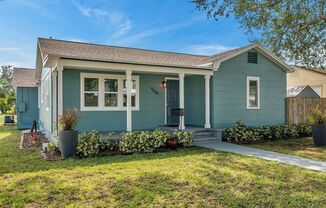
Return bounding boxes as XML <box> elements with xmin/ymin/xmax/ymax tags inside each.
<box><xmin>246</xmin><ymin>76</ymin><xmax>260</xmax><ymax>110</ymax></box>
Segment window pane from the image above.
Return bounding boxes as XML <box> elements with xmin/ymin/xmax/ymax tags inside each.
<box><xmin>104</xmin><ymin>93</ymin><xmax>118</xmax><ymax>107</ymax></box>
<box><xmin>123</xmin><ymin>94</ymin><xmax>136</xmax><ymax>107</ymax></box>
<box><xmin>84</xmin><ymin>78</ymin><xmax>98</xmax><ymax>91</ymax></box>
<box><xmin>84</xmin><ymin>93</ymin><xmax>98</xmax><ymax>107</ymax></box>
<box><xmin>249</xmin><ymin>80</ymin><xmax>258</xmax><ymax>107</ymax></box>
<box><xmin>104</xmin><ymin>79</ymin><xmax>118</xmax><ymax>92</ymax></box>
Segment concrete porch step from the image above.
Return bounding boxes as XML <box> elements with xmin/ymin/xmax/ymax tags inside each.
<box><xmin>193</xmin><ymin>137</ymin><xmax>221</xmax><ymax>144</ymax></box>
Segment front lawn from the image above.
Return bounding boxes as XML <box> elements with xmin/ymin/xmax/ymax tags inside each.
<box><xmin>0</xmin><ymin>127</ymin><xmax>326</xmax><ymax>207</ymax></box>
<box><xmin>248</xmin><ymin>137</ymin><xmax>326</xmax><ymax>162</ymax></box>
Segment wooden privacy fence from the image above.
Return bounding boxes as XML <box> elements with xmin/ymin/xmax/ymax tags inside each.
<box><xmin>286</xmin><ymin>97</ymin><xmax>326</xmax><ymax>124</ymax></box>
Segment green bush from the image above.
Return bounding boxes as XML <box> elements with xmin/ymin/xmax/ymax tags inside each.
<box><xmin>257</xmin><ymin>125</ymin><xmax>273</xmax><ymax>140</ymax></box>
<box><xmin>174</xmin><ymin>131</ymin><xmax>193</xmax><ymax>147</ymax></box>
<box><xmin>119</xmin><ymin>129</ymin><xmax>192</xmax><ymax>153</ymax></box>
<box><xmin>225</xmin><ymin>121</ymin><xmax>310</xmax><ymax>144</ymax></box>
<box><xmin>283</xmin><ymin>125</ymin><xmax>299</xmax><ymax>138</ymax></box>
<box><xmin>225</xmin><ymin>121</ymin><xmax>262</xmax><ymax>144</ymax></box>
<box><xmin>76</xmin><ymin>131</ymin><xmax>105</xmax><ymax>157</ymax></box>
<box><xmin>296</xmin><ymin>123</ymin><xmax>312</xmax><ymax>137</ymax></box>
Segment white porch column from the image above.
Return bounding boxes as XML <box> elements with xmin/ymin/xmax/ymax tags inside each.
<box><xmin>204</xmin><ymin>75</ymin><xmax>211</xmax><ymax>128</ymax></box>
<box><xmin>57</xmin><ymin>64</ymin><xmax>63</xmax><ymax>116</ymax></box>
<box><xmin>126</xmin><ymin>70</ymin><xmax>132</xmax><ymax>131</ymax></box>
<box><xmin>179</xmin><ymin>73</ymin><xmax>185</xmax><ymax>130</ymax></box>
<box><xmin>52</xmin><ymin>70</ymin><xmax>57</xmax><ymax>132</ymax></box>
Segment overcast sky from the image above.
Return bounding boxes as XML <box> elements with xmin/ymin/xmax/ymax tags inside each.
<box><xmin>0</xmin><ymin>0</ymin><xmax>255</xmax><ymax>68</ymax></box>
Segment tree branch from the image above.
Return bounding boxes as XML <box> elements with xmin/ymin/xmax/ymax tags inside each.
<box><xmin>299</xmin><ymin>14</ymin><xmax>326</xmax><ymax>30</ymax></box>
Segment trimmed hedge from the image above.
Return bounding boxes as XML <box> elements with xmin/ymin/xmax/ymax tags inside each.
<box><xmin>119</xmin><ymin>129</ymin><xmax>192</xmax><ymax>153</ymax></box>
<box><xmin>225</xmin><ymin>121</ymin><xmax>312</xmax><ymax>144</ymax></box>
<box><xmin>76</xmin><ymin>129</ymin><xmax>193</xmax><ymax>157</ymax></box>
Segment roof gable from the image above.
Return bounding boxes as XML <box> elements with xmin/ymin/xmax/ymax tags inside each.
<box><xmin>11</xmin><ymin>68</ymin><xmax>36</xmax><ymax>87</ymax></box>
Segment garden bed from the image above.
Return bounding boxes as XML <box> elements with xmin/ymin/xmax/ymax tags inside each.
<box><xmin>19</xmin><ymin>131</ymin><xmax>48</xmax><ymax>150</ymax></box>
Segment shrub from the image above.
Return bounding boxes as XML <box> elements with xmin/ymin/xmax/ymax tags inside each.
<box><xmin>296</xmin><ymin>123</ymin><xmax>312</xmax><ymax>137</ymax></box>
<box><xmin>119</xmin><ymin>129</ymin><xmax>192</xmax><ymax>153</ymax></box>
<box><xmin>225</xmin><ymin>121</ymin><xmax>262</xmax><ymax>144</ymax></box>
<box><xmin>76</xmin><ymin>131</ymin><xmax>104</xmax><ymax>157</ymax></box>
<box><xmin>257</xmin><ymin>125</ymin><xmax>273</xmax><ymax>140</ymax></box>
<box><xmin>283</xmin><ymin>125</ymin><xmax>299</xmax><ymax>138</ymax></box>
<box><xmin>174</xmin><ymin>131</ymin><xmax>193</xmax><ymax>147</ymax></box>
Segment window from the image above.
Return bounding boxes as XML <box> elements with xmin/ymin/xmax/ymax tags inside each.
<box><xmin>247</xmin><ymin>76</ymin><xmax>260</xmax><ymax>109</ymax></box>
<box><xmin>84</xmin><ymin>78</ymin><xmax>99</xmax><ymax>107</ymax></box>
<box><xmin>248</xmin><ymin>52</ymin><xmax>258</xmax><ymax>64</ymax></box>
<box><xmin>104</xmin><ymin>79</ymin><xmax>118</xmax><ymax>107</ymax></box>
<box><xmin>80</xmin><ymin>73</ymin><xmax>139</xmax><ymax>111</ymax></box>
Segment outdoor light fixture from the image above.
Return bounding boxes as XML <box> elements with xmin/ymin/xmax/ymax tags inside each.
<box><xmin>160</xmin><ymin>81</ymin><xmax>167</xmax><ymax>88</ymax></box>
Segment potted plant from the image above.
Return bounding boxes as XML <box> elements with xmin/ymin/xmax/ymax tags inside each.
<box><xmin>307</xmin><ymin>108</ymin><xmax>326</xmax><ymax>147</ymax></box>
<box><xmin>58</xmin><ymin>108</ymin><xmax>79</xmax><ymax>159</ymax></box>
<box><xmin>166</xmin><ymin>134</ymin><xmax>178</xmax><ymax>149</ymax></box>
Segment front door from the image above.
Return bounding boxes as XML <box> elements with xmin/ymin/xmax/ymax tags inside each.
<box><xmin>166</xmin><ymin>79</ymin><xmax>179</xmax><ymax>126</ymax></box>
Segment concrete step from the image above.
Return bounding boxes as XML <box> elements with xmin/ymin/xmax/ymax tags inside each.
<box><xmin>193</xmin><ymin>137</ymin><xmax>221</xmax><ymax>143</ymax></box>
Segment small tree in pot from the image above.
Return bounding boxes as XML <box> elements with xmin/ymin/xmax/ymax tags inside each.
<box><xmin>307</xmin><ymin>108</ymin><xmax>326</xmax><ymax>147</ymax></box>
<box><xmin>58</xmin><ymin>108</ymin><xmax>79</xmax><ymax>159</ymax></box>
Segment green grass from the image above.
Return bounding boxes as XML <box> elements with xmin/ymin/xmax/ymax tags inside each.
<box><xmin>248</xmin><ymin>137</ymin><xmax>326</xmax><ymax>162</ymax></box>
<box><xmin>0</xmin><ymin>120</ymin><xmax>326</xmax><ymax>207</ymax></box>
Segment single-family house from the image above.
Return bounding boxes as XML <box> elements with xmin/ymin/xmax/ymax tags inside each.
<box><xmin>13</xmin><ymin>38</ymin><xmax>293</xmax><ymax>140</ymax></box>
<box><xmin>287</xmin><ymin>66</ymin><xmax>326</xmax><ymax>97</ymax></box>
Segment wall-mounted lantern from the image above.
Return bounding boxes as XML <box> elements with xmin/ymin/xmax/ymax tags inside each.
<box><xmin>160</xmin><ymin>81</ymin><xmax>167</xmax><ymax>88</ymax></box>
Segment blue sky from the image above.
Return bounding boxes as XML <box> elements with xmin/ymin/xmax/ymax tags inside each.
<box><xmin>0</xmin><ymin>0</ymin><xmax>255</xmax><ymax>68</ymax></box>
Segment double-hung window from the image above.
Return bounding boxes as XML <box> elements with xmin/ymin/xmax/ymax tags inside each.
<box><xmin>81</xmin><ymin>73</ymin><xmax>139</xmax><ymax>111</ymax></box>
<box><xmin>247</xmin><ymin>76</ymin><xmax>260</xmax><ymax>109</ymax></box>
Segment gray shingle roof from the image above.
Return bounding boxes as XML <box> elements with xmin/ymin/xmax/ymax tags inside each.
<box><xmin>38</xmin><ymin>38</ymin><xmax>211</xmax><ymax>69</ymax></box>
<box><xmin>11</xmin><ymin>68</ymin><xmax>36</xmax><ymax>87</ymax></box>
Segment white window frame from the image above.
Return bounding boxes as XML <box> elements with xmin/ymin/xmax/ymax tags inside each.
<box><xmin>80</xmin><ymin>73</ymin><xmax>139</xmax><ymax>111</ymax></box>
<box><xmin>45</xmin><ymin>76</ymin><xmax>50</xmax><ymax>111</ymax></box>
<box><xmin>246</xmin><ymin>76</ymin><xmax>260</xmax><ymax>110</ymax></box>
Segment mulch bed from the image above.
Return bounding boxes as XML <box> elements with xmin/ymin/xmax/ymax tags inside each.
<box><xmin>40</xmin><ymin>150</ymin><xmax>62</xmax><ymax>161</ymax></box>
<box><xmin>19</xmin><ymin>132</ymin><xmax>49</xmax><ymax>150</ymax></box>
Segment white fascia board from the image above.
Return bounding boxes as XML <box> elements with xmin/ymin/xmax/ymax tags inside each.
<box><xmin>59</xmin><ymin>59</ymin><xmax>214</xmax><ymax>76</ymax></box>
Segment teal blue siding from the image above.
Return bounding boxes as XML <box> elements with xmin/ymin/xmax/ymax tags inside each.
<box><xmin>185</xmin><ymin>75</ymin><xmax>205</xmax><ymax>126</ymax></box>
<box><xmin>16</xmin><ymin>87</ymin><xmax>39</xmax><ymax>130</ymax></box>
<box><xmin>211</xmin><ymin>50</ymin><xmax>286</xmax><ymax>128</ymax></box>
<box><xmin>63</xmin><ymin>69</ymin><xmax>166</xmax><ymax>131</ymax></box>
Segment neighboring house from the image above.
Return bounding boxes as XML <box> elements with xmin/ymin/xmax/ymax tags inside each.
<box><xmin>287</xmin><ymin>66</ymin><xmax>326</xmax><ymax>97</ymax></box>
<box><xmin>11</xmin><ymin>68</ymin><xmax>38</xmax><ymax>129</ymax></box>
<box><xmin>13</xmin><ymin>38</ymin><xmax>293</xmax><ymax>139</ymax></box>
<box><xmin>295</xmin><ymin>86</ymin><xmax>320</xmax><ymax>98</ymax></box>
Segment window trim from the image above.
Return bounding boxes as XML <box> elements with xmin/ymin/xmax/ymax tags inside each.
<box><xmin>246</xmin><ymin>76</ymin><xmax>260</xmax><ymax>110</ymax></box>
<box><xmin>80</xmin><ymin>73</ymin><xmax>139</xmax><ymax>111</ymax></box>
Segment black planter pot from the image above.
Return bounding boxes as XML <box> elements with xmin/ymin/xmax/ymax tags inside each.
<box><xmin>312</xmin><ymin>124</ymin><xmax>326</xmax><ymax>147</ymax></box>
<box><xmin>59</xmin><ymin>130</ymin><xmax>78</xmax><ymax>159</ymax></box>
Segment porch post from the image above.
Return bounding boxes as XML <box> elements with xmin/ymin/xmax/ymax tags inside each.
<box><xmin>179</xmin><ymin>73</ymin><xmax>185</xmax><ymax>130</ymax></box>
<box><xmin>52</xmin><ymin>70</ymin><xmax>57</xmax><ymax>132</ymax></box>
<box><xmin>126</xmin><ymin>70</ymin><xmax>132</xmax><ymax>131</ymax></box>
<box><xmin>204</xmin><ymin>75</ymin><xmax>211</xmax><ymax>128</ymax></box>
<box><xmin>57</xmin><ymin>64</ymin><xmax>63</xmax><ymax>116</ymax></box>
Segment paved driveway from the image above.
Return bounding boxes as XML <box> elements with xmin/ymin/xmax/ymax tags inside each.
<box><xmin>196</xmin><ymin>141</ymin><xmax>326</xmax><ymax>172</ymax></box>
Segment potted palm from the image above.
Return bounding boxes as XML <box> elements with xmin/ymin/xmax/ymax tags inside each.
<box><xmin>58</xmin><ymin>108</ymin><xmax>79</xmax><ymax>159</ymax></box>
<box><xmin>307</xmin><ymin>108</ymin><xmax>326</xmax><ymax>147</ymax></box>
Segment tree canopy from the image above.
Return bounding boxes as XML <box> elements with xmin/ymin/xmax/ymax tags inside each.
<box><xmin>191</xmin><ymin>0</ymin><xmax>326</xmax><ymax>69</ymax></box>
<box><xmin>0</xmin><ymin>65</ymin><xmax>15</xmax><ymax>113</ymax></box>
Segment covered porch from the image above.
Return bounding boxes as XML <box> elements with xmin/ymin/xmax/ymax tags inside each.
<box><xmin>49</xmin><ymin>58</ymin><xmax>214</xmax><ymax>133</ymax></box>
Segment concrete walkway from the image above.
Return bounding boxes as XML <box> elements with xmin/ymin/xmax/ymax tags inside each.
<box><xmin>196</xmin><ymin>141</ymin><xmax>326</xmax><ymax>172</ymax></box>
